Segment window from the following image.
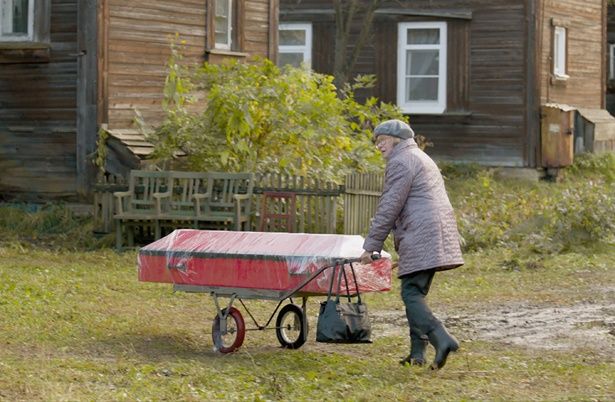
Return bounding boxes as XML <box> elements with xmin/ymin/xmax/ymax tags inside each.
<box><xmin>278</xmin><ymin>23</ymin><xmax>312</xmax><ymax>68</ymax></box>
<box><xmin>0</xmin><ymin>0</ymin><xmax>33</xmax><ymax>41</ymax></box>
<box><xmin>214</xmin><ymin>0</ymin><xmax>233</xmax><ymax>50</ymax></box>
<box><xmin>609</xmin><ymin>44</ymin><xmax>615</xmax><ymax>80</ymax></box>
<box><xmin>397</xmin><ymin>22</ymin><xmax>447</xmax><ymax>114</ymax></box>
<box><xmin>553</xmin><ymin>26</ymin><xmax>567</xmax><ymax>78</ymax></box>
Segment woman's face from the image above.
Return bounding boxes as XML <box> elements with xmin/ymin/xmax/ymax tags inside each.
<box><xmin>374</xmin><ymin>135</ymin><xmax>399</xmax><ymax>159</ymax></box>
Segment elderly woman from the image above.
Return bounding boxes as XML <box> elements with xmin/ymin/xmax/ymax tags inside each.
<box><xmin>360</xmin><ymin>119</ymin><xmax>464</xmax><ymax>370</ymax></box>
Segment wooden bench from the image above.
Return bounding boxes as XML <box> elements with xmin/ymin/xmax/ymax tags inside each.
<box><xmin>192</xmin><ymin>172</ymin><xmax>254</xmax><ymax>231</ymax></box>
<box><xmin>154</xmin><ymin>171</ymin><xmax>209</xmax><ymax>224</ymax></box>
<box><xmin>114</xmin><ymin>170</ymin><xmax>170</xmax><ymax>249</ymax></box>
<box><xmin>114</xmin><ymin>170</ymin><xmax>254</xmax><ymax>249</ymax></box>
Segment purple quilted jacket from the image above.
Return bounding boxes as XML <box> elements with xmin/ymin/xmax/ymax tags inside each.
<box><xmin>363</xmin><ymin>139</ymin><xmax>464</xmax><ymax>277</ymax></box>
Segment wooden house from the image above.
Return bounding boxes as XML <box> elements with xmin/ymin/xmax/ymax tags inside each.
<box><xmin>606</xmin><ymin>3</ymin><xmax>615</xmax><ymax>113</ymax></box>
<box><xmin>280</xmin><ymin>0</ymin><xmax>615</xmax><ymax>169</ymax></box>
<box><xmin>0</xmin><ymin>0</ymin><xmax>279</xmax><ymax>200</ymax></box>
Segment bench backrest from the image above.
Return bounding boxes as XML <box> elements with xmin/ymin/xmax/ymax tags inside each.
<box><xmin>128</xmin><ymin>170</ymin><xmax>169</xmax><ymax>212</ymax></box>
<box><xmin>206</xmin><ymin>172</ymin><xmax>254</xmax><ymax>215</ymax></box>
<box><xmin>165</xmin><ymin>171</ymin><xmax>209</xmax><ymax>215</ymax></box>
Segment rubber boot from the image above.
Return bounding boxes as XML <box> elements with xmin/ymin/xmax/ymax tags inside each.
<box><xmin>427</xmin><ymin>324</ymin><xmax>459</xmax><ymax>370</ymax></box>
<box><xmin>400</xmin><ymin>331</ymin><xmax>428</xmax><ymax>366</ymax></box>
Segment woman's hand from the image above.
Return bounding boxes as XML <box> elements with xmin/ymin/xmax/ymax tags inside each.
<box><xmin>360</xmin><ymin>250</ymin><xmax>374</xmax><ymax>265</ymax></box>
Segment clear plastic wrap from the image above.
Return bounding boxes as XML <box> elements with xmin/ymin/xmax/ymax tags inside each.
<box><xmin>138</xmin><ymin>229</ymin><xmax>392</xmax><ymax>297</ymax></box>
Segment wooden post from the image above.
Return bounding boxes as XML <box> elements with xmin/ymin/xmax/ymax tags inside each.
<box><xmin>76</xmin><ymin>0</ymin><xmax>98</xmax><ymax>199</ymax></box>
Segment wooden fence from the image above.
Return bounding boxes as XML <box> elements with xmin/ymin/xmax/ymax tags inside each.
<box><xmin>93</xmin><ymin>172</ymin><xmax>383</xmax><ymax>236</ymax></box>
<box><xmin>254</xmin><ymin>173</ymin><xmax>343</xmax><ymax>234</ymax></box>
<box><xmin>93</xmin><ymin>172</ymin><xmax>348</xmax><ymax>235</ymax></box>
<box><xmin>343</xmin><ymin>173</ymin><xmax>384</xmax><ymax>235</ymax></box>
<box><xmin>93</xmin><ymin>173</ymin><xmax>126</xmax><ymax>234</ymax></box>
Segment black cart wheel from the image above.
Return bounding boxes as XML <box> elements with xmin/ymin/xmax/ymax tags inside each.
<box><xmin>276</xmin><ymin>303</ymin><xmax>307</xmax><ymax>349</ymax></box>
<box><xmin>212</xmin><ymin>307</ymin><xmax>246</xmax><ymax>353</ymax></box>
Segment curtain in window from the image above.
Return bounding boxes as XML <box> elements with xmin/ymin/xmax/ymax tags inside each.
<box><xmin>1</xmin><ymin>0</ymin><xmax>28</xmax><ymax>35</ymax></box>
<box><xmin>405</xmin><ymin>28</ymin><xmax>440</xmax><ymax>102</ymax></box>
<box><xmin>215</xmin><ymin>0</ymin><xmax>231</xmax><ymax>46</ymax></box>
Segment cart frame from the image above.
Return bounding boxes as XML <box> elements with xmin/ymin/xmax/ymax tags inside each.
<box><xmin>172</xmin><ymin>257</ymin><xmax>369</xmax><ymax>353</ymax></box>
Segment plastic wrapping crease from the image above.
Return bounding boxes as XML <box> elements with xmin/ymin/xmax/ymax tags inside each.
<box><xmin>137</xmin><ymin>229</ymin><xmax>392</xmax><ymax>295</ymax></box>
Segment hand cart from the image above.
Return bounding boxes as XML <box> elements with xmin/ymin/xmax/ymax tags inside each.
<box><xmin>138</xmin><ymin>229</ymin><xmax>392</xmax><ymax>353</ymax></box>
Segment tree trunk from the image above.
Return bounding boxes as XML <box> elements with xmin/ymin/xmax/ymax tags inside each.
<box><xmin>332</xmin><ymin>0</ymin><xmax>382</xmax><ymax>91</ymax></box>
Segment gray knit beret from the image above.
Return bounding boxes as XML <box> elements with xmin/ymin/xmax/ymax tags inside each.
<box><xmin>373</xmin><ymin>119</ymin><xmax>415</xmax><ymax>140</ymax></box>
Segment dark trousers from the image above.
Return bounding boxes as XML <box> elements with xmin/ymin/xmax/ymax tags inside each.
<box><xmin>400</xmin><ymin>269</ymin><xmax>439</xmax><ymax>339</ymax></box>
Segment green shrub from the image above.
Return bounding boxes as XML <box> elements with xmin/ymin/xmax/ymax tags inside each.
<box><xmin>144</xmin><ymin>53</ymin><xmax>405</xmax><ymax>182</ymax></box>
<box><xmin>452</xmin><ymin>163</ymin><xmax>615</xmax><ymax>253</ymax></box>
<box><xmin>545</xmin><ymin>182</ymin><xmax>615</xmax><ymax>250</ymax></box>
<box><xmin>567</xmin><ymin>152</ymin><xmax>615</xmax><ymax>183</ymax></box>
<box><xmin>439</xmin><ymin>162</ymin><xmax>483</xmax><ymax>181</ymax></box>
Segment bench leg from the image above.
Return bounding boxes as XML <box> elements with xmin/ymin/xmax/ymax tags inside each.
<box><xmin>115</xmin><ymin>221</ymin><xmax>123</xmax><ymax>251</ymax></box>
<box><xmin>155</xmin><ymin>220</ymin><xmax>161</xmax><ymax>240</ymax></box>
<box><xmin>127</xmin><ymin>224</ymin><xmax>135</xmax><ymax>247</ymax></box>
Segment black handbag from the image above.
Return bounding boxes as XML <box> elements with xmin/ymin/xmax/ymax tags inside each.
<box><xmin>316</xmin><ymin>261</ymin><xmax>372</xmax><ymax>343</ymax></box>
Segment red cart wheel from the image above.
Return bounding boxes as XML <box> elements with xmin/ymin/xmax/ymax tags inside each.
<box><xmin>276</xmin><ymin>304</ymin><xmax>307</xmax><ymax>349</ymax></box>
<box><xmin>212</xmin><ymin>307</ymin><xmax>245</xmax><ymax>353</ymax></box>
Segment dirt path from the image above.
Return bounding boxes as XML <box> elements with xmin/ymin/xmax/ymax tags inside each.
<box><xmin>371</xmin><ymin>287</ymin><xmax>615</xmax><ymax>358</ymax></box>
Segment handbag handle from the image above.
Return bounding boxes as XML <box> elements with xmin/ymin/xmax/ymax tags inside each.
<box><xmin>338</xmin><ymin>262</ymin><xmax>362</xmax><ymax>305</ymax></box>
<box><xmin>325</xmin><ymin>260</ymin><xmax>363</xmax><ymax>305</ymax></box>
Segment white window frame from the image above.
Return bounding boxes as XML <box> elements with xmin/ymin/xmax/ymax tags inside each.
<box><xmin>214</xmin><ymin>0</ymin><xmax>233</xmax><ymax>50</ymax></box>
<box><xmin>278</xmin><ymin>23</ymin><xmax>312</xmax><ymax>68</ymax></box>
<box><xmin>553</xmin><ymin>26</ymin><xmax>567</xmax><ymax>78</ymax></box>
<box><xmin>0</xmin><ymin>0</ymin><xmax>34</xmax><ymax>41</ymax></box>
<box><xmin>397</xmin><ymin>22</ymin><xmax>447</xmax><ymax>114</ymax></box>
<box><xmin>609</xmin><ymin>44</ymin><xmax>615</xmax><ymax>80</ymax></box>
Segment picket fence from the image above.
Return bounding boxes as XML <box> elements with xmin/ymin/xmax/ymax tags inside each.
<box><xmin>93</xmin><ymin>171</ymin><xmax>383</xmax><ymax>236</ymax></box>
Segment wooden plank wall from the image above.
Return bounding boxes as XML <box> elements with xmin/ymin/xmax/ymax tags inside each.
<box><xmin>280</xmin><ymin>0</ymin><xmax>531</xmax><ymax>167</ymax></box>
<box><xmin>0</xmin><ymin>0</ymin><xmax>78</xmax><ymax>199</ymax></box>
<box><xmin>103</xmin><ymin>0</ymin><xmax>208</xmax><ymax>129</ymax></box>
<box><xmin>104</xmin><ymin>0</ymin><xmax>274</xmax><ymax>130</ymax></box>
<box><xmin>538</xmin><ymin>0</ymin><xmax>604</xmax><ymax>109</ymax></box>
<box><xmin>245</xmin><ymin>0</ymin><xmax>273</xmax><ymax>57</ymax></box>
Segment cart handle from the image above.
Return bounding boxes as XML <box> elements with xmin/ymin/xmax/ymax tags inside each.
<box><xmin>278</xmin><ymin>253</ymin><xmax>381</xmax><ymax>300</ymax></box>
<box><xmin>344</xmin><ymin>253</ymin><xmax>381</xmax><ymax>264</ymax></box>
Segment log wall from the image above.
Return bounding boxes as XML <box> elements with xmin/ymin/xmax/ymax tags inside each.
<box><xmin>0</xmin><ymin>0</ymin><xmax>78</xmax><ymax>199</ymax></box>
<box><xmin>538</xmin><ymin>0</ymin><xmax>605</xmax><ymax>109</ymax></box>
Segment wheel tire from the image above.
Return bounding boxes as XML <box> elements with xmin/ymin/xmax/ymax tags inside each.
<box><xmin>212</xmin><ymin>307</ymin><xmax>246</xmax><ymax>353</ymax></box>
<box><xmin>275</xmin><ymin>304</ymin><xmax>307</xmax><ymax>349</ymax></box>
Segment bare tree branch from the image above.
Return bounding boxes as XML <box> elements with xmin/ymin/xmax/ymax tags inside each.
<box><xmin>333</xmin><ymin>0</ymin><xmax>383</xmax><ymax>90</ymax></box>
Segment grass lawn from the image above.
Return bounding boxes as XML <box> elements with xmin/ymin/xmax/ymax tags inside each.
<box><xmin>0</xmin><ymin>243</ymin><xmax>613</xmax><ymax>401</ymax></box>
<box><xmin>1</xmin><ymin>155</ymin><xmax>613</xmax><ymax>400</ymax></box>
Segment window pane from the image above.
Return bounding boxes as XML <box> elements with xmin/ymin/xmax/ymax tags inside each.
<box><xmin>278</xmin><ymin>53</ymin><xmax>304</xmax><ymax>68</ymax></box>
<box><xmin>553</xmin><ymin>26</ymin><xmax>566</xmax><ymax>75</ymax></box>
<box><xmin>215</xmin><ymin>0</ymin><xmax>229</xmax><ymax>17</ymax></box>
<box><xmin>279</xmin><ymin>29</ymin><xmax>306</xmax><ymax>46</ymax></box>
<box><xmin>215</xmin><ymin>16</ymin><xmax>229</xmax><ymax>44</ymax></box>
<box><xmin>407</xmin><ymin>50</ymin><xmax>439</xmax><ymax>76</ymax></box>
<box><xmin>1</xmin><ymin>0</ymin><xmax>28</xmax><ymax>35</ymax></box>
<box><xmin>12</xmin><ymin>0</ymin><xmax>28</xmax><ymax>33</ymax></box>
<box><xmin>610</xmin><ymin>44</ymin><xmax>615</xmax><ymax>80</ymax></box>
<box><xmin>407</xmin><ymin>28</ymin><xmax>439</xmax><ymax>45</ymax></box>
<box><xmin>406</xmin><ymin>77</ymin><xmax>438</xmax><ymax>101</ymax></box>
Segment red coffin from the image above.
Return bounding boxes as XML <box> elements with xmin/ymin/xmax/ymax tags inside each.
<box><xmin>138</xmin><ymin>229</ymin><xmax>392</xmax><ymax>296</ymax></box>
